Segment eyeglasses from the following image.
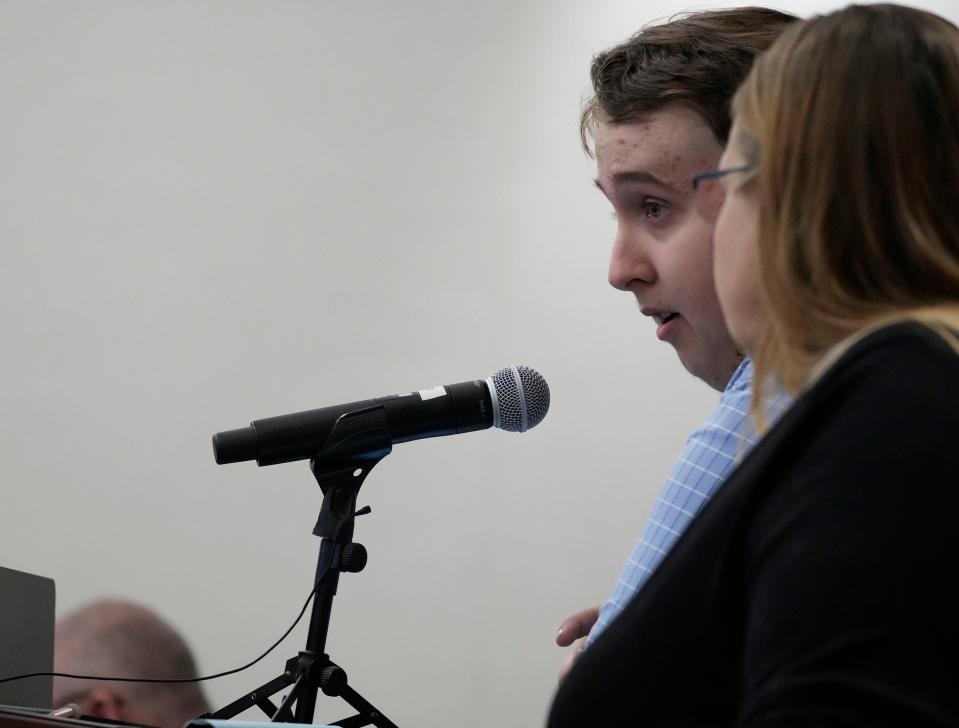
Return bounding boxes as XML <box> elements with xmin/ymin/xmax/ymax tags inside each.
<box><xmin>691</xmin><ymin>164</ymin><xmax>755</xmax><ymax>221</ymax></box>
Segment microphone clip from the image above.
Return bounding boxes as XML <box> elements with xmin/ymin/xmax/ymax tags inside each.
<box><xmin>309</xmin><ymin>404</ymin><xmax>391</xmax><ymax>542</ymax></box>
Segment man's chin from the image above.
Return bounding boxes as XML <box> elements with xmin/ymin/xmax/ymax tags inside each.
<box><xmin>675</xmin><ymin>348</ymin><xmax>742</xmax><ymax>393</ymax></box>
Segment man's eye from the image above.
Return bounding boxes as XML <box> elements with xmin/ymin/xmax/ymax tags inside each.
<box><xmin>643</xmin><ymin>201</ymin><xmax>667</xmax><ymax>219</ymax></box>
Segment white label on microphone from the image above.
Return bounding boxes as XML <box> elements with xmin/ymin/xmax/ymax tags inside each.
<box><xmin>418</xmin><ymin>386</ymin><xmax>448</xmax><ymax>401</ymax></box>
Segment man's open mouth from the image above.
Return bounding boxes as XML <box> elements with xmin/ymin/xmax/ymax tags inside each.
<box><xmin>652</xmin><ymin>312</ymin><xmax>679</xmax><ymax>325</ymax></box>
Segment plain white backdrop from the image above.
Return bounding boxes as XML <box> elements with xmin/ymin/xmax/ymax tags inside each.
<box><xmin>2</xmin><ymin>1</ymin><xmax>957</xmax><ymax>726</ymax></box>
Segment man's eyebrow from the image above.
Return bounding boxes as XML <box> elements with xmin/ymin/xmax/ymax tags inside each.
<box><xmin>594</xmin><ymin>170</ymin><xmax>679</xmax><ymax>195</ymax></box>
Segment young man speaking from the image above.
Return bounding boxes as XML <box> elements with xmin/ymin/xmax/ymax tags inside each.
<box><xmin>556</xmin><ymin>7</ymin><xmax>796</xmax><ymax>672</ymax></box>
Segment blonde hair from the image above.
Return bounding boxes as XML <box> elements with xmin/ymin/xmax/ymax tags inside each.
<box><xmin>731</xmin><ymin>4</ymin><xmax>959</xmax><ymax>416</ymax></box>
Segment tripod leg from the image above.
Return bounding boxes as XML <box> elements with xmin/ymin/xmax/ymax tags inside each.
<box><xmin>329</xmin><ymin>716</ymin><xmax>375</xmax><ymax>728</ymax></box>
<box><xmin>205</xmin><ymin>673</ymin><xmax>294</xmax><ymax>719</ymax></box>
<box><xmin>336</xmin><ymin>685</ymin><xmax>398</xmax><ymax>728</ymax></box>
<box><xmin>293</xmin><ymin>675</ymin><xmax>318</xmax><ymax>723</ymax></box>
<box><xmin>256</xmin><ymin>697</ymin><xmax>279</xmax><ymax>718</ymax></box>
<box><xmin>271</xmin><ymin>673</ymin><xmax>306</xmax><ymax>723</ymax></box>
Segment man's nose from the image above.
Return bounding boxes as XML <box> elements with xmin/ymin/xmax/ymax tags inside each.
<box><xmin>608</xmin><ymin>228</ymin><xmax>656</xmax><ymax>290</ymax></box>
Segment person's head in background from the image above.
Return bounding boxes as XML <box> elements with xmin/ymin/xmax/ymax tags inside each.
<box><xmin>713</xmin><ymin>3</ymin><xmax>959</xmax><ymax>413</ymax></box>
<box><xmin>582</xmin><ymin>7</ymin><xmax>797</xmax><ymax>391</ymax></box>
<box><xmin>54</xmin><ymin>599</ymin><xmax>210</xmax><ymax>728</ymax></box>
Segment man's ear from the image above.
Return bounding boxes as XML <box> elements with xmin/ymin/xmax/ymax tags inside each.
<box><xmin>80</xmin><ymin>686</ymin><xmax>128</xmax><ymax>722</ymax></box>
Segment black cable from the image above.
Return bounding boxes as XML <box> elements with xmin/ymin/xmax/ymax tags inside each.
<box><xmin>0</xmin><ymin>556</ymin><xmax>332</xmax><ymax>687</ymax></box>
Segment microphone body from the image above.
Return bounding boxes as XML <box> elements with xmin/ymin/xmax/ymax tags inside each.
<box><xmin>213</xmin><ymin>366</ymin><xmax>549</xmax><ymax>466</ymax></box>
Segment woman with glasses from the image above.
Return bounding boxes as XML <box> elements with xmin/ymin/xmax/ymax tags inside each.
<box><xmin>548</xmin><ymin>5</ymin><xmax>959</xmax><ymax>726</ymax></box>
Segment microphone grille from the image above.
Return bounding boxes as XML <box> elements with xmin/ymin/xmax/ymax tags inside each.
<box><xmin>487</xmin><ymin>365</ymin><xmax>550</xmax><ymax>432</ymax></box>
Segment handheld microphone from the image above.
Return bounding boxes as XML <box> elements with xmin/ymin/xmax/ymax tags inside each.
<box><xmin>212</xmin><ymin>365</ymin><xmax>550</xmax><ymax>466</ymax></box>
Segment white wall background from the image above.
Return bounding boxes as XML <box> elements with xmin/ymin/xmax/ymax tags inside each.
<box><xmin>2</xmin><ymin>1</ymin><xmax>957</xmax><ymax>726</ymax></box>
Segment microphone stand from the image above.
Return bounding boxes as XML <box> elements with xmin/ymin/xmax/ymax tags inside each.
<box><xmin>204</xmin><ymin>406</ymin><xmax>399</xmax><ymax>727</ymax></box>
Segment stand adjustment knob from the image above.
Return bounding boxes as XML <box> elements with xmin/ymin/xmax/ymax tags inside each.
<box><xmin>319</xmin><ymin>664</ymin><xmax>348</xmax><ymax>696</ymax></box>
<box><xmin>339</xmin><ymin>543</ymin><xmax>368</xmax><ymax>573</ymax></box>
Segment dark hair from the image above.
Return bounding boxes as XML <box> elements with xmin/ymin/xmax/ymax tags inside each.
<box><xmin>581</xmin><ymin>7</ymin><xmax>797</xmax><ymax>155</ymax></box>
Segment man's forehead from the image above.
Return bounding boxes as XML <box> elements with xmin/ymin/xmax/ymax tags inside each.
<box><xmin>595</xmin><ymin>110</ymin><xmax>722</xmax><ymax>186</ymax></box>
<box><xmin>596</xmin><ymin>105</ymin><xmax>718</xmax><ymax>143</ymax></box>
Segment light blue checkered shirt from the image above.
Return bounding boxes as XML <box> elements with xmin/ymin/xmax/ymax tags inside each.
<box><xmin>586</xmin><ymin>357</ymin><xmax>790</xmax><ymax>646</ymax></box>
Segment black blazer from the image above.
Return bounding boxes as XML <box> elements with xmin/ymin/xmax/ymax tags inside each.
<box><xmin>548</xmin><ymin>322</ymin><xmax>959</xmax><ymax>727</ymax></box>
